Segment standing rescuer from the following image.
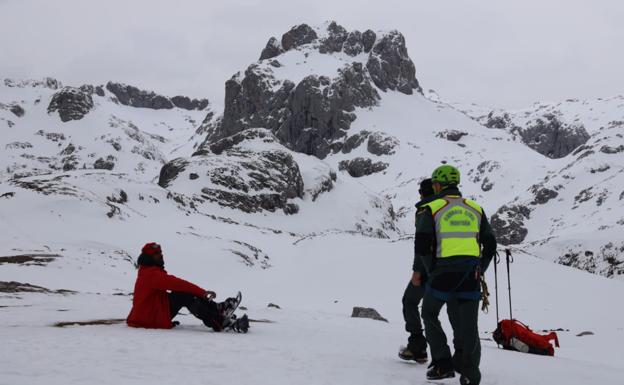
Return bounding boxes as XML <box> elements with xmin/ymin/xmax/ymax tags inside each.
<box><xmin>399</xmin><ymin>178</ymin><xmax>436</xmax><ymax>363</ymax></box>
<box><xmin>416</xmin><ymin>165</ymin><xmax>497</xmax><ymax>385</ymax></box>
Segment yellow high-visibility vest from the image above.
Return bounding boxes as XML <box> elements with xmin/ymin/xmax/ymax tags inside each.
<box><xmin>423</xmin><ymin>196</ymin><xmax>483</xmax><ymax>259</ymax></box>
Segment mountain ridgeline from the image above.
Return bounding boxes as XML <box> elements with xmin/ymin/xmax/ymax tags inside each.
<box><xmin>1</xmin><ymin>21</ymin><xmax>622</xmax><ymax>279</ymax></box>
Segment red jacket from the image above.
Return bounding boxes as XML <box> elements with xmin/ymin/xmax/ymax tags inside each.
<box><xmin>127</xmin><ymin>266</ymin><xmax>206</xmax><ymax>329</ymax></box>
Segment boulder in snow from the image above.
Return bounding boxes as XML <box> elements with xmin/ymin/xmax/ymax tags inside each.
<box><xmin>351</xmin><ymin>307</ymin><xmax>388</xmax><ymax>322</ymax></box>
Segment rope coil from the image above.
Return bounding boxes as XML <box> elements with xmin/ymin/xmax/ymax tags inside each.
<box><xmin>480</xmin><ymin>276</ymin><xmax>490</xmax><ymax>313</ymax></box>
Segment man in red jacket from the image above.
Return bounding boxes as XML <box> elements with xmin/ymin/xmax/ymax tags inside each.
<box><xmin>127</xmin><ymin>242</ymin><xmax>248</xmax><ymax>332</ymax></box>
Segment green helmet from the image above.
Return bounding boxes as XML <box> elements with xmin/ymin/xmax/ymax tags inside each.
<box><xmin>431</xmin><ymin>164</ymin><xmax>460</xmax><ymax>185</ymax></box>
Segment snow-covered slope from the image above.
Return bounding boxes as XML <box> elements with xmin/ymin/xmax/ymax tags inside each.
<box><xmin>1</xmin><ymin>21</ymin><xmax>624</xmax><ymax>385</ymax></box>
<box><xmin>450</xmin><ymin>96</ymin><xmax>624</xmax><ymax>278</ymax></box>
<box><xmin>0</xmin><ymin>79</ymin><xmax>210</xmax><ymax>181</ymax></box>
<box><xmin>2</xmin><ymin>233</ymin><xmax>623</xmax><ymax>385</ymax></box>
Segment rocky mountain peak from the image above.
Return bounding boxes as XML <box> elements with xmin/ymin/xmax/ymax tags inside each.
<box><xmin>204</xmin><ymin>22</ymin><xmax>420</xmax><ymax>158</ymax></box>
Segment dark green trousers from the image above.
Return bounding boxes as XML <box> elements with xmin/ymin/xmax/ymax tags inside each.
<box><xmin>402</xmin><ymin>282</ymin><xmax>461</xmax><ymax>352</ymax></box>
<box><xmin>402</xmin><ymin>281</ymin><xmax>427</xmax><ymax>350</ymax></box>
<box><xmin>422</xmin><ymin>292</ymin><xmax>481</xmax><ymax>384</ymax></box>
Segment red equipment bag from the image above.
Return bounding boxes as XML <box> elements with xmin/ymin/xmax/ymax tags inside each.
<box><xmin>493</xmin><ymin>319</ymin><xmax>560</xmax><ymax>356</ymax></box>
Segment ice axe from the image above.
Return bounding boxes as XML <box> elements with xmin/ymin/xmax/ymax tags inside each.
<box><xmin>493</xmin><ymin>250</ymin><xmax>501</xmax><ymax>324</ymax></box>
<box><xmin>505</xmin><ymin>248</ymin><xmax>514</xmax><ymax>320</ymax></box>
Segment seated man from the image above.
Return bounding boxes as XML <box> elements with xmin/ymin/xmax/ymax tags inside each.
<box><xmin>127</xmin><ymin>242</ymin><xmax>248</xmax><ymax>332</ymax></box>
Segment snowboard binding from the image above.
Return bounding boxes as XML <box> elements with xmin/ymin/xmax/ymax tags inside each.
<box><xmin>218</xmin><ymin>292</ymin><xmax>249</xmax><ymax>333</ymax></box>
<box><xmin>226</xmin><ymin>314</ymin><xmax>249</xmax><ymax>333</ymax></box>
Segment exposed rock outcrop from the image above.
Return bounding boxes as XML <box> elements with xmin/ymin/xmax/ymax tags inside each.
<box><xmin>307</xmin><ymin>170</ymin><xmax>337</xmax><ymax>202</ymax></box>
<box><xmin>275</xmin><ymin>63</ymin><xmax>380</xmax><ymax>158</ymax></box>
<box><xmin>5</xmin><ymin>141</ymin><xmax>32</xmax><ymax>150</ymax></box>
<box><xmin>319</xmin><ymin>21</ymin><xmax>348</xmax><ymax>54</ymax></box>
<box><xmin>362</xmin><ymin>30</ymin><xmax>377</xmax><ymax>53</ymax></box>
<box><xmin>106</xmin><ymin>82</ymin><xmax>208</xmax><ymax>111</ymax></box>
<box><xmin>47</xmin><ymin>87</ymin><xmax>94</xmax><ymax>122</ymax></box>
<box><xmin>558</xmin><ymin>242</ymin><xmax>624</xmax><ymax>278</ymax></box>
<box><xmin>9</xmin><ymin>104</ymin><xmax>25</xmax><ymax>117</ymax></box>
<box><xmin>483</xmin><ymin>112</ymin><xmax>512</xmax><ymax>129</ymax></box>
<box><xmin>158</xmin><ymin>158</ymin><xmax>190</xmax><ymax>188</ymax></box>
<box><xmin>106</xmin><ymin>82</ymin><xmax>173</xmax><ymax>109</ymax></box>
<box><xmin>0</xmin><ymin>281</ymin><xmax>74</xmax><ymax>294</ymax></box>
<box><xmin>530</xmin><ymin>185</ymin><xmax>559</xmax><ymax>205</ymax></box>
<box><xmin>516</xmin><ymin>114</ymin><xmax>590</xmax><ymax>159</ymax></box>
<box><xmin>79</xmin><ymin>84</ymin><xmax>105</xmax><ymax>97</ymax></box>
<box><xmin>490</xmin><ymin>204</ymin><xmax>531</xmax><ymax>245</ymax></box>
<box><xmin>161</xmin><ymin>130</ymin><xmax>305</xmax><ymax>215</ymax></box>
<box><xmin>600</xmin><ymin>145</ymin><xmax>624</xmax><ymax>154</ymax></box>
<box><xmin>171</xmin><ymin>95</ymin><xmax>210</xmax><ymax>111</ymax></box>
<box><xmin>205</xmin><ymin>61</ymin><xmax>379</xmax><ymax>158</ymax></box>
<box><xmin>437</xmin><ymin>130</ymin><xmax>468</xmax><ymax>142</ymax></box>
<box><xmin>341</xmin><ymin>131</ymin><xmax>370</xmax><ymax>154</ymax></box>
<box><xmin>197</xmin><ymin>149</ymin><xmax>304</xmax><ymax>214</ymax></box>
<box><xmin>281</xmin><ymin>24</ymin><xmax>318</xmax><ymax>51</ymax></box>
<box><xmin>94</xmin><ymin>156</ymin><xmax>116</xmax><ymax>170</ymax></box>
<box><xmin>202</xmin><ymin>128</ymin><xmax>277</xmax><ymax>156</ymax></box>
<box><xmin>259</xmin><ymin>37</ymin><xmax>284</xmax><ymax>60</ymax></box>
<box><xmin>366</xmin><ymin>31</ymin><xmax>420</xmax><ymax>95</ymax></box>
<box><xmin>343</xmin><ymin>31</ymin><xmax>364</xmax><ymax>56</ymax></box>
<box><xmin>339</xmin><ymin>157</ymin><xmax>388</xmax><ymax>177</ymax></box>
<box><xmin>4</xmin><ymin>77</ymin><xmax>61</xmax><ymax>89</ymax></box>
<box><xmin>367</xmin><ymin>132</ymin><xmax>398</xmax><ymax>155</ymax></box>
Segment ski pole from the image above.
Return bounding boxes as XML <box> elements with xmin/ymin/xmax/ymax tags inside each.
<box><xmin>505</xmin><ymin>248</ymin><xmax>514</xmax><ymax>320</ymax></box>
<box><xmin>494</xmin><ymin>251</ymin><xmax>500</xmax><ymax>324</ymax></box>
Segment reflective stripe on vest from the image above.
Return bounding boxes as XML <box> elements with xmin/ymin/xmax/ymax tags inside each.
<box><xmin>425</xmin><ymin>196</ymin><xmax>483</xmax><ymax>259</ymax></box>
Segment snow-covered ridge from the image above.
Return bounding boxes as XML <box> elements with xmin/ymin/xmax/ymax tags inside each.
<box><xmin>458</xmin><ymin>95</ymin><xmax>624</xmax><ymax>134</ymax></box>
<box><xmin>453</xmin><ymin>96</ymin><xmax>624</xmax><ymax>159</ymax></box>
<box><xmin>0</xmin><ymin>78</ymin><xmax>211</xmax><ymax>181</ymax></box>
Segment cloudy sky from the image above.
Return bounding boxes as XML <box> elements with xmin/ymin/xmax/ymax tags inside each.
<box><xmin>1</xmin><ymin>0</ymin><xmax>622</xmax><ymax>109</ymax></box>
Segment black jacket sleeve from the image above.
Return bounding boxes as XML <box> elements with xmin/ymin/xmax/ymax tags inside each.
<box><xmin>413</xmin><ymin>206</ymin><xmax>435</xmax><ymax>274</ymax></box>
<box><xmin>479</xmin><ymin>212</ymin><xmax>497</xmax><ymax>272</ymax></box>
<box><xmin>413</xmin><ymin>233</ymin><xmax>433</xmax><ymax>272</ymax></box>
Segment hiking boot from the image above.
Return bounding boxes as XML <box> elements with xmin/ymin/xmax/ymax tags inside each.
<box><xmin>398</xmin><ymin>346</ymin><xmax>428</xmax><ymax>363</ymax></box>
<box><xmin>426</xmin><ymin>359</ymin><xmax>455</xmax><ymax>380</ymax></box>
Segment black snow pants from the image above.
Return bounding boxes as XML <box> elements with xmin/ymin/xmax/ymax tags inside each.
<box><xmin>168</xmin><ymin>291</ymin><xmax>224</xmax><ymax>331</ymax></box>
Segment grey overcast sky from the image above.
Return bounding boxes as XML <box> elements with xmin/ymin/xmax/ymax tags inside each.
<box><xmin>1</xmin><ymin>0</ymin><xmax>622</xmax><ymax>109</ymax></box>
